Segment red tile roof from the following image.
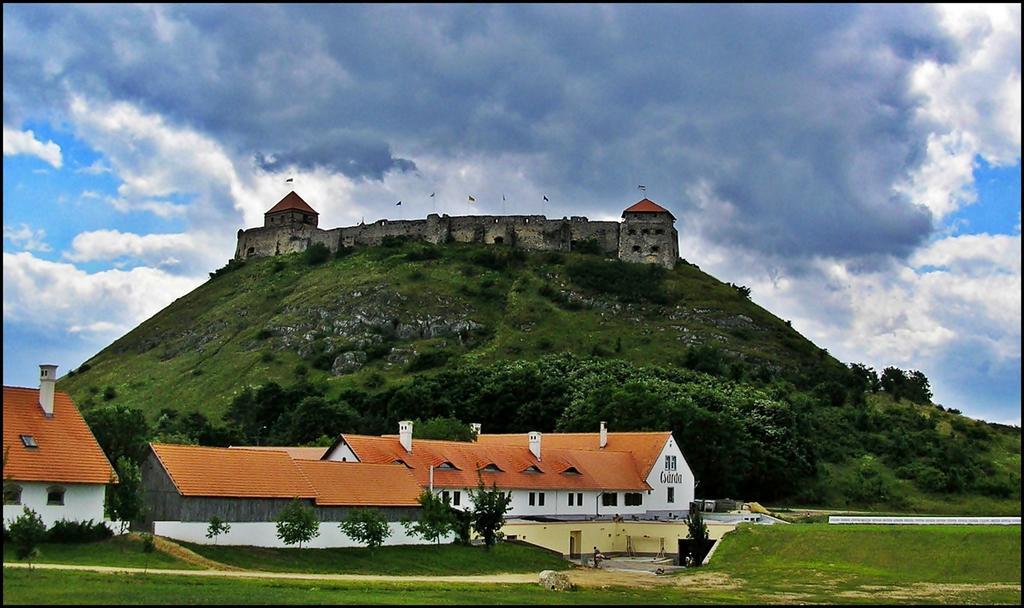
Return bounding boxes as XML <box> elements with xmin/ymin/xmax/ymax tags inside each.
<box><xmin>335</xmin><ymin>435</ymin><xmax>651</xmax><ymax>491</ymax></box>
<box><xmin>235</xmin><ymin>446</ymin><xmax>327</xmax><ymax>460</ymax></box>
<box><xmin>151</xmin><ymin>444</ymin><xmax>422</xmax><ymax>506</ymax></box>
<box><xmin>622</xmin><ymin>198</ymin><xmax>675</xmax><ymax>220</ymax></box>
<box><xmin>477</xmin><ymin>432</ymin><xmax>671</xmax><ymax>479</ymax></box>
<box><xmin>2</xmin><ymin>386</ymin><xmax>117</xmax><ymax>485</ymax></box>
<box><xmin>265</xmin><ymin>191</ymin><xmax>318</xmax><ymax>216</ymax></box>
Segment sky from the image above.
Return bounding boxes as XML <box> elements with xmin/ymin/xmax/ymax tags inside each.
<box><xmin>3</xmin><ymin>4</ymin><xmax>1020</xmax><ymax>425</ymax></box>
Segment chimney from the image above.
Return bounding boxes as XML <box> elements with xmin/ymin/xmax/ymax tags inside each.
<box><xmin>39</xmin><ymin>364</ymin><xmax>58</xmax><ymax>416</ymax></box>
<box><xmin>599</xmin><ymin>421</ymin><xmax>608</xmax><ymax>448</ymax></box>
<box><xmin>528</xmin><ymin>431</ymin><xmax>541</xmax><ymax>461</ymax></box>
<box><xmin>399</xmin><ymin>420</ymin><xmax>414</xmax><ymax>453</ymax></box>
<box><xmin>470</xmin><ymin>423</ymin><xmax>481</xmax><ymax>438</ymax></box>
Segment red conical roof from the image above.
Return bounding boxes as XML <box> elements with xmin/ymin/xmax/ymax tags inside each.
<box><xmin>622</xmin><ymin>198</ymin><xmax>674</xmax><ymax>220</ymax></box>
<box><xmin>265</xmin><ymin>191</ymin><xmax>319</xmax><ymax>216</ymax></box>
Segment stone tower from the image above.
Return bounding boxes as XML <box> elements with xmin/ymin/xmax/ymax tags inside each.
<box><xmin>617</xmin><ymin>199</ymin><xmax>679</xmax><ymax>268</ymax></box>
<box><xmin>264</xmin><ymin>191</ymin><xmax>319</xmax><ymax>228</ymax></box>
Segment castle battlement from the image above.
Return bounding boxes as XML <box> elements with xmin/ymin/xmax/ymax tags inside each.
<box><xmin>235</xmin><ymin>192</ymin><xmax>679</xmax><ymax>268</ymax></box>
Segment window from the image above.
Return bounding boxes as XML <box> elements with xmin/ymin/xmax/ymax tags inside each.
<box><xmin>568</xmin><ymin>493</ymin><xmax>574</xmax><ymax>506</ymax></box>
<box><xmin>562</xmin><ymin>466</ymin><xmax>581</xmax><ymax>475</ymax></box>
<box><xmin>665</xmin><ymin>455</ymin><xmax>677</xmax><ymax>471</ymax></box>
<box><xmin>442</xmin><ymin>490</ymin><xmax>450</xmax><ymax>503</ymax></box>
<box><xmin>641</xmin><ymin>229</ymin><xmax>650</xmax><ymax>235</ymax></box>
<box><xmin>20</xmin><ymin>435</ymin><xmax>37</xmax><ymax>448</ymax></box>
<box><xmin>437</xmin><ymin>461</ymin><xmax>458</xmax><ymax>470</ymax></box>
<box><xmin>47</xmin><ymin>486</ymin><xmax>65</xmax><ymax>506</ymax></box>
<box><xmin>671</xmin><ymin>455</ymin><xmax>677</xmax><ymax>470</ymax></box>
<box><xmin>628</xmin><ymin>229</ymin><xmax>636</xmax><ymax>235</ymax></box>
<box><xmin>667</xmin><ymin>487</ymin><xmax>675</xmax><ymax>504</ymax></box>
<box><xmin>493</xmin><ymin>236</ymin><xmax>504</xmax><ymax>245</ymax></box>
<box><xmin>625</xmin><ymin>492</ymin><xmax>643</xmax><ymax>506</ymax></box>
<box><xmin>523</xmin><ymin>465</ymin><xmax>542</xmax><ymax>473</ymax></box>
<box><xmin>481</xmin><ymin>463</ymin><xmax>503</xmax><ymax>472</ymax></box>
<box><xmin>3</xmin><ymin>484</ymin><xmax>22</xmax><ymax>505</ymax></box>
<box><xmin>601</xmin><ymin>492</ymin><xmax>618</xmax><ymax>507</ymax></box>
<box><xmin>453</xmin><ymin>491</ymin><xmax>461</xmax><ymax>506</ymax></box>
<box><xmin>538</xmin><ymin>492</ymin><xmax>545</xmax><ymax>507</ymax></box>
<box><xmin>529</xmin><ymin>492</ymin><xmax>536</xmax><ymax>506</ymax></box>
<box><xmin>577</xmin><ymin>492</ymin><xmax>583</xmax><ymax>506</ymax></box>
<box><xmin>632</xmin><ymin>245</ymin><xmax>641</xmax><ymax>252</ymax></box>
<box><xmin>655</xmin><ymin>229</ymin><xmax>665</xmax><ymax>235</ymax></box>
<box><xmin>650</xmin><ymin>246</ymin><xmax>660</xmax><ymax>253</ymax></box>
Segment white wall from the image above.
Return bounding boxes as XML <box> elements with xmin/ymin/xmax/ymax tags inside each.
<box><xmin>3</xmin><ymin>481</ymin><xmax>107</xmax><ymax>529</ymax></box>
<box><xmin>642</xmin><ymin>435</ymin><xmax>695</xmax><ymax>515</ymax></box>
<box><xmin>153</xmin><ymin>521</ymin><xmax>451</xmax><ymax>548</ymax></box>
<box><xmin>434</xmin><ymin>488</ymin><xmax>650</xmax><ymax>519</ymax></box>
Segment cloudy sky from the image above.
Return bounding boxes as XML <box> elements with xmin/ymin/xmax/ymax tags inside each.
<box><xmin>3</xmin><ymin>4</ymin><xmax>1020</xmax><ymax>424</ymax></box>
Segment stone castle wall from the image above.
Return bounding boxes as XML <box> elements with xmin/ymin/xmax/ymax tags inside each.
<box><xmin>235</xmin><ymin>212</ymin><xmax>677</xmax><ymax>268</ymax></box>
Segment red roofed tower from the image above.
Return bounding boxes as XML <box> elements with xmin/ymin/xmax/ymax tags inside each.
<box><xmin>618</xmin><ymin>199</ymin><xmax>678</xmax><ymax>268</ymax></box>
<box><xmin>264</xmin><ymin>191</ymin><xmax>319</xmax><ymax>228</ymax></box>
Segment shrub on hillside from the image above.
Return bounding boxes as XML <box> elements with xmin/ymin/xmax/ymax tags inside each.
<box><xmin>46</xmin><ymin>519</ymin><xmax>113</xmax><ymax>544</ymax></box>
<box><xmin>406</xmin><ymin>351</ymin><xmax>450</xmax><ymax>373</ymax></box>
<box><xmin>304</xmin><ymin>243</ymin><xmax>331</xmax><ymax>266</ymax></box>
<box><xmin>571</xmin><ymin>239</ymin><xmax>603</xmax><ymax>255</ymax></box>
<box><xmin>566</xmin><ymin>259</ymin><xmax>669</xmax><ymax>304</ymax></box>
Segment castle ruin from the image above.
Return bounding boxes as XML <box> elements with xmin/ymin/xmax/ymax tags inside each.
<box><xmin>235</xmin><ymin>192</ymin><xmax>680</xmax><ymax>268</ymax></box>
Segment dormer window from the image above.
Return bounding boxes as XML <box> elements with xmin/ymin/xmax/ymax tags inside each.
<box><xmin>20</xmin><ymin>435</ymin><xmax>37</xmax><ymax>448</ymax></box>
<box><xmin>522</xmin><ymin>465</ymin><xmax>543</xmax><ymax>474</ymax></box>
<box><xmin>436</xmin><ymin>461</ymin><xmax>459</xmax><ymax>471</ymax></box>
<box><xmin>561</xmin><ymin>466</ymin><xmax>582</xmax><ymax>475</ymax></box>
<box><xmin>480</xmin><ymin>463</ymin><xmax>503</xmax><ymax>473</ymax></box>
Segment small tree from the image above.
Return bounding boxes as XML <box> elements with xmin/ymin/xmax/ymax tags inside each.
<box><xmin>206</xmin><ymin>516</ymin><xmax>231</xmax><ymax>545</ymax></box>
<box><xmin>468</xmin><ymin>479</ymin><xmax>512</xmax><ymax>550</ymax></box>
<box><xmin>140</xmin><ymin>532</ymin><xmax>156</xmax><ymax>573</ymax></box>
<box><xmin>9</xmin><ymin>507</ymin><xmax>47</xmax><ymax>568</ymax></box>
<box><xmin>105</xmin><ymin>456</ymin><xmax>145</xmax><ymax>534</ymax></box>
<box><xmin>275</xmin><ymin>498</ymin><xmax>319</xmax><ymax>549</ymax></box>
<box><xmin>402</xmin><ymin>491</ymin><xmax>455</xmax><ymax>544</ymax></box>
<box><xmin>339</xmin><ymin>508</ymin><xmax>391</xmax><ymax>553</ymax></box>
<box><xmin>685</xmin><ymin>509</ymin><xmax>710</xmax><ymax>567</ymax></box>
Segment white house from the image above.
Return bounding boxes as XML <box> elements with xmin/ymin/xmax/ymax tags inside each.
<box><xmin>321</xmin><ymin>421</ymin><xmax>696</xmax><ymax>521</ymax></box>
<box><xmin>3</xmin><ymin>365</ymin><xmax>118</xmax><ymax>528</ymax></box>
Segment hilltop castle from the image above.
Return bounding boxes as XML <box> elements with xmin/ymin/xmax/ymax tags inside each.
<box><xmin>235</xmin><ymin>192</ymin><xmax>680</xmax><ymax>268</ymax></box>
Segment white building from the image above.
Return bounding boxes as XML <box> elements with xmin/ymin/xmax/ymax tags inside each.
<box><xmin>321</xmin><ymin>421</ymin><xmax>696</xmax><ymax>521</ymax></box>
<box><xmin>3</xmin><ymin>366</ymin><xmax>118</xmax><ymax>528</ymax></box>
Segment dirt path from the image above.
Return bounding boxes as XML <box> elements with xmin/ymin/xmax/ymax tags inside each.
<box><xmin>3</xmin><ymin>561</ymin><xmax>681</xmax><ymax>588</ymax></box>
<box><xmin>141</xmin><ymin>534</ymin><xmax>241</xmax><ymax>571</ymax></box>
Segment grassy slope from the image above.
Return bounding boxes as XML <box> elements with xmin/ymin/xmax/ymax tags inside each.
<box><xmin>1</xmin><ymin>535</ymin><xmax>201</xmax><ymax>570</ymax></box>
<box><xmin>3</xmin><ymin>526</ymin><xmax>1020</xmax><ymax>605</ymax></box>
<box><xmin>58</xmin><ymin>243</ymin><xmax>828</xmax><ymax>422</ymax></box>
<box><xmin>177</xmin><ymin>541</ymin><xmax>569</xmax><ymax>575</ymax></box>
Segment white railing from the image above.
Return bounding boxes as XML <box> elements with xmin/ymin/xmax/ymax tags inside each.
<box><xmin>828</xmin><ymin>516</ymin><xmax>1021</xmax><ymax>525</ymax></box>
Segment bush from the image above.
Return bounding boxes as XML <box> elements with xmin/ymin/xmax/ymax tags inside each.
<box><xmin>304</xmin><ymin>243</ymin><xmax>331</xmax><ymax>266</ymax></box>
<box><xmin>256</xmin><ymin>328</ymin><xmax>274</xmax><ymax>340</ymax></box>
<box><xmin>381</xmin><ymin>235</ymin><xmax>410</xmax><ymax>248</ymax></box>
<box><xmin>571</xmin><ymin>238</ymin><xmax>603</xmax><ymax>255</ymax></box>
<box><xmin>405</xmin><ymin>245</ymin><xmax>442</xmax><ymax>262</ymax></box>
<box><xmin>335</xmin><ymin>246</ymin><xmax>355</xmax><ymax>260</ymax></box>
<box><xmin>566</xmin><ymin>259</ymin><xmax>670</xmax><ymax>304</ymax></box>
<box><xmin>209</xmin><ymin>258</ymin><xmax>245</xmax><ymax>279</ymax></box>
<box><xmin>405</xmin><ymin>351</ymin><xmax>450</xmax><ymax>373</ymax></box>
<box><xmin>103</xmin><ymin>386</ymin><xmax>117</xmax><ymax>401</ymax></box>
<box><xmin>9</xmin><ymin>507</ymin><xmax>47</xmax><ymax>564</ymax></box>
<box><xmin>46</xmin><ymin>519</ymin><xmax>113</xmax><ymax>544</ymax></box>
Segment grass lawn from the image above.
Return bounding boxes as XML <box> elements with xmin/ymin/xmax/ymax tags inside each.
<box><xmin>2</xmin><ymin>535</ymin><xmax>200</xmax><ymax>570</ymax></box>
<box><xmin>178</xmin><ymin>540</ymin><xmax>569</xmax><ymax>575</ymax></box>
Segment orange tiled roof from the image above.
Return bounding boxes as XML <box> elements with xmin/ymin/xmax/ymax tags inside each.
<box><xmin>622</xmin><ymin>198</ymin><xmax>675</xmax><ymax>220</ymax></box>
<box><xmin>2</xmin><ymin>386</ymin><xmax>117</xmax><ymax>485</ymax></box>
<box><xmin>152</xmin><ymin>444</ymin><xmax>422</xmax><ymax>506</ymax></box>
<box><xmin>265</xmin><ymin>191</ymin><xmax>318</xmax><ymax>216</ymax></box>
<box><xmin>150</xmin><ymin>444</ymin><xmax>316</xmax><ymax>499</ymax></box>
<box><xmin>477</xmin><ymin>432</ymin><xmax>671</xmax><ymax>479</ymax></box>
<box><xmin>336</xmin><ymin>435</ymin><xmax>650</xmax><ymax>491</ymax></box>
<box><xmin>235</xmin><ymin>446</ymin><xmax>327</xmax><ymax>460</ymax></box>
<box><xmin>296</xmin><ymin>460</ymin><xmax>422</xmax><ymax>506</ymax></box>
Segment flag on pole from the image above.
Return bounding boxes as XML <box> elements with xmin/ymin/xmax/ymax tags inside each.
<box><xmin>396</xmin><ymin>201</ymin><xmax>402</xmax><ymax>206</ymax></box>
<box><xmin>285</xmin><ymin>177</ymin><xmax>294</xmax><ymax>183</ymax></box>
<box><xmin>430</xmin><ymin>192</ymin><xmax>435</xmax><ymax>198</ymax></box>
<box><xmin>468</xmin><ymin>195</ymin><xmax>476</xmax><ymax>203</ymax></box>
<box><xmin>638</xmin><ymin>185</ymin><xmax>646</xmax><ymax>193</ymax></box>
<box><xmin>502</xmin><ymin>194</ymin><xmax>506</xmax><ymax>201</ymax></box>
<box><xmin>543</xmin><ymin>195</ymin><xmax>549</xmax><ymax>202</ymax></box>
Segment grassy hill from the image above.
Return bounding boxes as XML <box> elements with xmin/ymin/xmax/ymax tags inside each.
<box><xmin>58</xmin><ymin>241</ymin><xmax>831</xmax><ymax>421</ymax></box>
<box><xmin>56</xmin><ymin>241</ymin><xmax>1020</xmax><ymax>514</ymax></box>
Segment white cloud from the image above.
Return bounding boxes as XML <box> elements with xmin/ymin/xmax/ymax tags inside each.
<box><xmin>900</xmin><ymin>4</ymin><xmax>1021</xmax><ymax>221</ymax></box>
<box><xmin>75</xmin><ymin>160</ymin><xmax>114</xmax><ymax>175</ymax></box>
<box><xmin>3</xmin><ymin>223</ymin><xmax>53</xmax><ymax>252</ymax></box>
<box><xmin>2</xmin><ymin>126</ymin><xmax>63</xmax><ymax>169</ymax></box>
<box><xmin>63</xmin><ymin>230</ymin><xmax>196</xmax><ymax>267</ymax></box>
<box><xmin>2</xmin><ymin>251</ymin><xmax>204</xmax><ymax>338</ymax></box>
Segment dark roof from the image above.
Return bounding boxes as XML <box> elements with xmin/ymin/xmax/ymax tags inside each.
<box><xmin>265</xmin><ymin>191</ymin><xmax>319</xmax><ymax>216</ymax></box>
<box><xmin>622</xmin><ymin>198</ymin><xmax>675</xmax><ymax>220</ymax></box>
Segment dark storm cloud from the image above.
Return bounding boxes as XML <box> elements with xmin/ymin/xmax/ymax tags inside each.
<box><xmin>3</xmin><ymin>3</ymin><xmax>953</xmax><ymax>262</ymax></box>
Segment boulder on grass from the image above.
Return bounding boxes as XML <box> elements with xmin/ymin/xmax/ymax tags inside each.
<box><xmin>539</xmin><ymin>570</ymin><xmax>573</xmax><ymax>591</ymax></box>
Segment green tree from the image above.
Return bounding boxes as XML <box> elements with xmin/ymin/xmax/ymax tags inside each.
<box><xmin>339</xmin><ymin>508</ymin><xmax>392</xmax><ymax>552</ymax></box>
<box><xmin>275</xmin><ymin>498</ymin><xmax>319</xmax><ymax>549</ymax></box>
<box><xmin>105</xmin><ymin>456</ymin><xmax>146</xmax><ymax>534</ymax></box>
<box><xmin>304</xmin><ymin>243</ymin><xmax>331</xmax><ymax>266</ymax></box>
<box><xmin>468</xmin><ymin>479</ymin><xmax>512</xmax><ymax>550</ymax></box>
<box><xmin>9</xmin><ymin>507</ymin><xmax>47</xmax><ymax>568</ymax></box>
<box><xmin>685</xmin><ymin>508</ymin><xmax>710</xmax><ymax>567</ymax></box>
<box><xmin>414</xmin><ymin>417</ymin><xmax>476</xmax><ymax>442</ymax></box>
<box><xmin>206</xmin><ymin>516</ymin><xmax>231</xmax><ymax>545</ymax></box>
<box><xmin>140</xmin><ymin>532</ymin><xmax>156</xmax><ymax>573</ymax></box>
<box><xmin>84</xmin><ymin>404</ymin><xmax>151</xmax><ymax>466</ymax></box>
<box><xmin>402</xmin><ymin>491</ymin><xmax>456</xmax><ymax>544</ymax></box>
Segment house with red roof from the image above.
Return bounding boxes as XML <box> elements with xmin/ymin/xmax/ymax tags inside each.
<box><xmin>3</xmin><ymin>365</ymin><xmax>117</xmax><ymax>528</ymax></box>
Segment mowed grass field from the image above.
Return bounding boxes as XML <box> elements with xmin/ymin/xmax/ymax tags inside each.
<box><xmin>1</xmin><ymin>535</ymin><xmax>200</xmax><ymax>570</ymax></box>
<box><xmin>3</xmin><ymin>525</ymin><xmax>1020</xmax><ymax>604</ymax></box>
<box><xmin>177</xmin><ymin>540</ymin><xmax>570</xmax><ymax>575</ymax></box>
